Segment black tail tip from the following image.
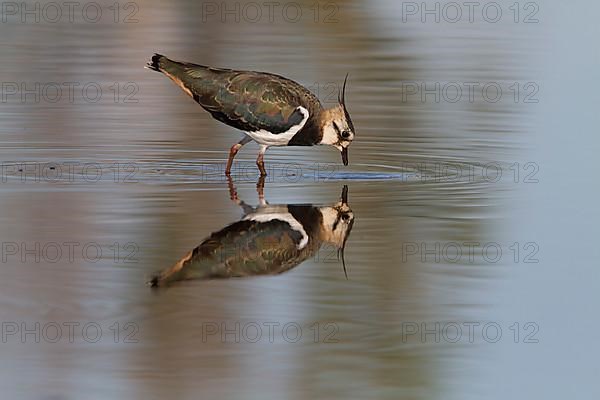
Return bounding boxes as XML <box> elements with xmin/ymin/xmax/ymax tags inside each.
<box><xmin>146</xmin><ymin>53</ymin><xmax>164</xmax><ymax>72</ymax></box>
<box><xmin>146</xmin><ymin>275</ymin><xmax>160</xmax><ymax>288</ymax></box>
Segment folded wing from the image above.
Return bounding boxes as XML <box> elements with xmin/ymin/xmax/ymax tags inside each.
<box><xmin>153</xmin><ymin>55</ymin><xmax>322</xmax><ymax>134</ymax></box>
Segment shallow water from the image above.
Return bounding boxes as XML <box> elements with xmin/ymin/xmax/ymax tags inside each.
<box><xmin>1</xmin><ymin>0</ymin><xmax>598</xmax><ymax>399</ymax></box>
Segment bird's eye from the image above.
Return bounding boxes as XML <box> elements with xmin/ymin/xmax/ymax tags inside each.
<box><xmin>341</xmin><ymin>131</ymin><xmax>351</xmax><ymax>139</ymax></box>
<box><xmin>341</xmin><ymin>214</ymin><xmax>350</xmax><ymax>221</ymax></box>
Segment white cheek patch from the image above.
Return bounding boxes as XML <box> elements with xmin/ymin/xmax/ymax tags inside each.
<box><xmin>244</xmin><ymin>211</ymin><xmax>309</xmax><ymax>250</ymax></box>
<box><xmin>319</xmin><ymin>206</ymin><xmax>351</xmax><ymax>247</ymax></box>
<box><xmin>320</xmin><ymin>120</ymin><xmax>355</xmax><ymax>146</ymax></box>
<box><xmin>319</xmin><ymin>124</ymin><xmax>339</xmax><ymax>146</ymax></box>
<box><xmin>245</xmin><ymin>106</ymin><xmax>310</xmax><ymax>146</ymax></box>
<box><xmin>320</xmin><ymin>207</ymin><xmax>339</xmax><ymax>227</ymax></box>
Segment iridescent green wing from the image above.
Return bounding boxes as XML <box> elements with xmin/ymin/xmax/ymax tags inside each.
<box><xmin>168</xmin><ymin>60</ymin><xmax>322</xmax><ymax>133</ymax></box>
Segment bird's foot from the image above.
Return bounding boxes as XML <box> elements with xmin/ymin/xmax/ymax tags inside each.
<box><xmin>257</xmin><ymin>176</ymin><xmax>267</xmax><ymax>205</ymax></box>
<box><xmin>225</xmin><ymin>143</ymin><xmax>243</xmax><ymax>176</ymax></box>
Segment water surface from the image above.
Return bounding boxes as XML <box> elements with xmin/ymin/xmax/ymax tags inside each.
<box><xmin>2</xmin><ymin>1</ymin><xmax>595</xmax><ymax>399</ymax></box>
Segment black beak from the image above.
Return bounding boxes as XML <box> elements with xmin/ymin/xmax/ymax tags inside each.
<box><xmin>338</xmin><ymin>248</ymin><xmax>348</xmax><ymax>280</ymax></box>
<box><xmin>341</xmin><ymin>185</ymin><xmax>348</xmax><ymax>206</ymax></box>
<box><xmin>341</xmin><ymin>148</ymin><xmax>348</xmax><ymax>166</ymax></box>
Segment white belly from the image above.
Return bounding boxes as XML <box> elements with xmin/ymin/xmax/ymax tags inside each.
<box><xmin>244</xmin><ymin>106</ymin><xmax>309</xmax><ymax>146</ymax></box>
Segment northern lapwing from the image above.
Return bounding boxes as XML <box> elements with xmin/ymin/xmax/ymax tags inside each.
<box><xmin>148</xmin><ymin>182</ymin><xmax>354</xmax><ymax>287</ymax></box>
<box><xmin>146</xmin><ymin>54</ymin><xmax>355</xmax><ymax>176</ymax></box>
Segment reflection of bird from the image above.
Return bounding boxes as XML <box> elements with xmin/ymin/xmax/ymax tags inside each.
<box><xmin>146</xmin><ymin>54</ymin><xmax>355</xmax><ymax>176</ymax></box>
<box><xmin>148</xmin><ymin>180</ymin><xmax>354</xmax><ymax>287</ymax></box>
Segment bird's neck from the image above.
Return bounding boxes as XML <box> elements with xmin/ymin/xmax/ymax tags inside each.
<box><xmin>288</xmin><ymin>105</ymin><xmax>341</xmax><ymax>146</ymax></box>
<box><xmin>317</xmin><ymin>105</ymin><xmax>344</xmax><ymax>146</ymax></box>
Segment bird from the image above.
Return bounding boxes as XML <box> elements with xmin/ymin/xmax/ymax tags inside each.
<box><xmin>148</xmin><ymin>180</ymin><xmax>354</xmax><ymax>287</ymax></box>
<box><xmin>146</xmin><ymin>54</ymin><xmax>355</xmax><ymax>176</ymax></box>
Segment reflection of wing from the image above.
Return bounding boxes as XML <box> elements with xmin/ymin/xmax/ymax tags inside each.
<box><xmin>150</xmin><ymin>218</ymin><xmax>318</xmax><ymax>286</ymax></box>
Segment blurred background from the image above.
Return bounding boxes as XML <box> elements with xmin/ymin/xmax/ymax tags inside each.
<box><xmin>0</xmin><ymin>0</ymin><xmax>598</xmax><ymax>399</ymax></box>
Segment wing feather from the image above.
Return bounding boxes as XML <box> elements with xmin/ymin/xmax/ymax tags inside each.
<box><xmin>158</xmin><ymin>57</ymin><xmax>322</xmax><ymax>134</ymax></box>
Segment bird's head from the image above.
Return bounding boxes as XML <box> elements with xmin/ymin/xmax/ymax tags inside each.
<box><xmin>318</xmin><ymin>74</ymin><xmax>355</xmax><ymax>166</ymax></box>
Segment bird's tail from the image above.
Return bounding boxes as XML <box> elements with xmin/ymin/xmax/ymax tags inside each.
<box><xmin>145</xmin><ymin>245</ymin><xmax>216</xmax><ymax>288</ymax></box>
<box><xmin>145</xmin><ymin>53</ymin><xmax>210</xmax><ymax>100</ymax></box>
<box><xmin>147</xmin><ymin>267</ymin><xmax>181</xmax><ymax>289</ymax></box>
<box><xmin>145</xmin><ymin>53</ymin><xmax>168</xmax><ymax>72</ymax></box>
<box><xmin>146</xmin><ymin>248</ymin><xmax>194</xmax><ymax>288</ymax></box>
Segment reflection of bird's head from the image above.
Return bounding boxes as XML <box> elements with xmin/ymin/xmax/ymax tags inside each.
<box><xmin>318</xmin><ymin>186</ymin><xmax>354</xmax><ymax>249</ymax></box>
<box><xmin>318</xmin><ymin>186</ymin><xmax>354</xmax><ymax>278</ymax></box>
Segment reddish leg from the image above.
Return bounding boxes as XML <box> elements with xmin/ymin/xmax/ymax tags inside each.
<box><xmin>256</xmin><ymin>145</ymin><xmax>268</xmax><ymax>176</ymax></box>
<box><xmin>257</xmin><ymin>175</ymin><xmax>266</xmax><ymax>204</ymax></box>
<box><xmin>225</xmin><ymin>136</ymin><xmax>252</xmax><ymax>176</ymax></box>
<box><xmin>226</xmin><ymin>175</ymin><xmax>238</xmax><ymax>201</ymax></box>
<box><xmin>225</xmin><ymin>144</ymin><xmax>241</xmax><ymax>176</ymax></box>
